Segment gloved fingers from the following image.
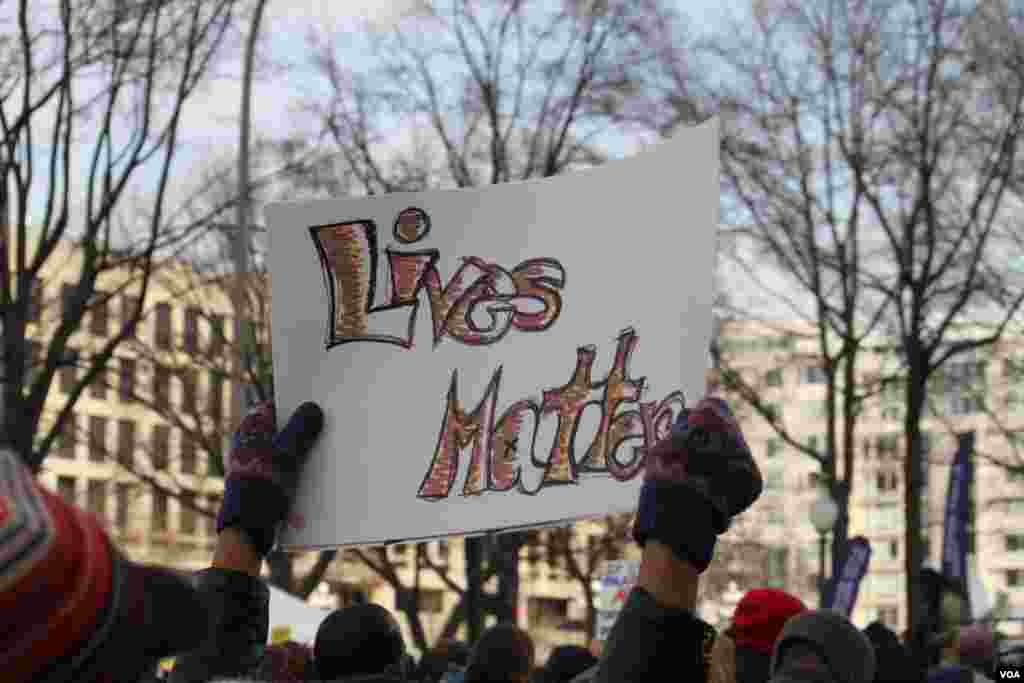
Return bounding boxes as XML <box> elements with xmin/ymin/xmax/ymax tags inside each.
<box><xmin>271</xmin><ymin>402</ymin><xmax>325</xmax><ymax>476</ymax></box>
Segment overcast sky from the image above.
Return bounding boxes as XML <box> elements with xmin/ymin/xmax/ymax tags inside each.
<box><xmin>169</xmin><ymin>0</ymin><xmax>742</xmax><ymax>189</ymax></box>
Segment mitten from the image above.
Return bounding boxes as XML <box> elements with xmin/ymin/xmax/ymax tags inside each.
<box><xmin>633</xmin><ymin>397</ymin><xmax>762</xmax><ymax>572</ymax></box>
<box><xmin>216</xmin><ymin>402</ymin><xmax>325</xmax><ymax>556</ymax></box>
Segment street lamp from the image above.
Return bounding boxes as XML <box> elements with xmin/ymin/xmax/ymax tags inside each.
<box><xmin>809</xmin><ymin>485</ymin><xmax>839</xmax><ymax>608</ymax></box>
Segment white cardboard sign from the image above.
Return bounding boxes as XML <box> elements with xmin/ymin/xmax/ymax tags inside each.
<box><xmin>266</xmin><ymin>120</ymin><xmax>719</xmax><ymax>549</ymax></box>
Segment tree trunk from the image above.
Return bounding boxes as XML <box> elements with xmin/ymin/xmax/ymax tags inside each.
<box><xmin>495</xmin><ymin>533</ymin><xmax>523</xmax><ymax>624</ymax></box>
<box><xmin>904</xmin><ymin>355</ymin><xmax>928</xmax><ymax>650</ymax></box>
<box><xmin>465</xmin><ymin>537</ymin><xmax>484</xmax><ymax>643</ymax></box>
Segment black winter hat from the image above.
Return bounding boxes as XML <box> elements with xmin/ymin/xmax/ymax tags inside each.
<box><xmin>315</xmin><ymin>603</ymin><xmax>407</xmax><ymax>680</ymax></box>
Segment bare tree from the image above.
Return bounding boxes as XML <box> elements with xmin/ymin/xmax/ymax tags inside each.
<box><xmin>544</xmin><ymin>514</ymin><xmax>633</xmax><ymax>646</ymax></box>
<box><xmin>2</xmin><ymin>0</ymin><xmax>240</xmax><ymax>471</ymax></box>
<box><xmin>299</xmin><ymin>0</ymin><xmax>695</xmax><ymax>633</ymax></box>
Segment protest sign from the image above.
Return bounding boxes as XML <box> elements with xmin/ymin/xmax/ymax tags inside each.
<box><xmin>594</xmin><ymin>560</ymin><xmax>640</xmax><ymax>641</ymax></box>
<box><xmin>266</xmin><ymin>120</ymin><xmax>719</xmax><ymax>548</ymax></box>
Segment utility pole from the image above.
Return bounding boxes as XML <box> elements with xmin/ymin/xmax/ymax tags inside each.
<box><xmin>232</xmin><ymin>0</ymin><xmax>269</xmax><ymax>424</ymax></box>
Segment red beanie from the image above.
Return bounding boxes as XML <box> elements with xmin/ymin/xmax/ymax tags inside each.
<box><xmin>0</xmin><ymin>449</ymin><xmax>210</xmax><ymax>682</ymax></box>
<box><xmin>731</xmin><ymin>588</ymin><xmax>807</xmax><ymax>654</ymax></box>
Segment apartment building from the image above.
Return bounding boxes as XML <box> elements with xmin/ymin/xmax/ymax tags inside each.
<box><xmin>716</xmin><ymin>319</ymin><xmax>1024</xmax><ymax>635</ymax></box>
<box><xmin>23</xmin><ymin>242</ymin><xmax>633</xmax><ymax>660</ymax></box>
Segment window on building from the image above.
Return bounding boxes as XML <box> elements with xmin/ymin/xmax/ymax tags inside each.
<box><xmin>184</xmin><ymin>307</ymin><xmax>200</xmax><ymax>354</ymax></box>
<box><xmin>881</xmin><ymin>405</ymin><xmax>902</xmax><ymax>421</ymax></box>
<box><xmin>180</xmin><ymin>433</ymin><xmax>197</xmax><ymax>474</ymax></box>
<box><xmin>155</xmin><ymin>303</ymin><xmax>172</xmax><ymax>350</ymax></box>
<box><xmin>152</xmin><ymin>425</ymin><xmax>170</xmax><ymax>470</ymax></box>
<box><xmin>121</xmin><ymin>295</ymin><xmax>141</xmax><ymax>337</ymax></box>
<box><xmin>877</xmin><ymin>434</ymin><xmax>899</xmax><ymax>459</ymax></box>
<box><xmin>878</xmin><ymin>606</ymin><xmax>899</xmax><ymax>627</ymax></box>
<box><xmin>1006</xmin><ymin>357</ymin><xmax>1024</xmax><ymax>380</ymax></box>
<box><xmin>868</xmin><ymin>503</ymin><xmax>902</xmax><ymax>532</ymax></box>
<box><xmin>88</xmin><ymin>415</ymin><xmax>107</xmax><ymax>462</ymax></box>
<box><xmin>1006</xmin><ymin>391</ymin><xmax>1024</xmax><ymax>413</ymax></box>
<box><xmin>877</xmin><ymin>470</ymin><xmax>900</xmax><ymax>493</ymax></box>
<box><xmin>57</xmin><ymin>475</ymin><xmax>76</xmax><ymax>504</ymax></box>
<box><xmin>87</xmin><ymin>480</ymin><xmax>107</xmax><ymax>522</ymax></box>
<box><xmin>1007</xmin><ymin>569</ymin><xmax>1022</xmax><ymax>588</ymax></box>
<box><xmin>115</xmin><ymin>482</ymin><xmax>136</xmax><ymax>530</ymax></box>
<box><xmin>766</xmin><ymin>439</ymin><xmax>782</xmax><ymax>459</ymax></box>
<box><xmin>949</xmin><ymin>394</ymin><xmax>984</xmax><ymax>416</ymax></box>
<box><xmin>208</xmin><ymin>370</ymin><xmax>223</xmax><ymax>422</ymax></box>
<box><xmin>889</xmin><ymin>540</ymin><xmax>899</xmax><ymax>559</ymax></box>
<box><xmin>209</xmin><ymin>315</ymin><xmax>225</xmax><ymax>357</ymax></box>
<box><xmin>153</xmin><ymin>364</ymin><xmax>170</xmax><ymax>411</ymax></box>
<box><xmin>59</xmin><ymin>412</ymin><xmax>78</xmax><ymax>459</ymax></box>
<box><xmin>766</xmin><ymin>508</ymin><xmax>785</xmax><ymax>525</ymax></box>
<box><xmin>179</xmin><ymin>369</ymin><xmax>197</xmax><ymax>409</ymax></box>
<box><xmin>1008</xmin><ymin>468</ymin><xmax>1024</xmax><ymax>483</ymax></box>
<box><xmin>765</xmin><ymin>369</ymin><xmax>784</xmax><ymax>387</ymax></box>
<box><xmin>1008</xmin><ymin>498</ymin><xmax>1024</xmax><ymax>514</ymax></box>
<box><xmin>870</xmin><ymin>573</ymin><xmax>902</xmax><ymax>595</ymax></box>
<box><xmin>799</xmin><ymin>366</ymin><xmax>827</xmax><ymax>384</ymax></box>
<box><xmin>117</xmin><ymin>419</ymin><xmax>135</xmax><ymax>468</ymax></box>
<box><xmin>764</xmin><ymin>403</ymin><xmax>782</xmax><ymax>422</ymax></box>
<box><xmin>60</xmin><ymin>347</ymin><xmax>78</xmax><ymax>393</ymax></box>
<box><xmin>1007</xmin><ymin>535</ymin><xmax>1024</xmax><ymax>552</ymax></box>
<box><xmin>151</xmin><ymin>490</ymin><xmax>168</xmax><ymax>532</ymax></box>
<box><xmin>528</xmin><ymin>597</ymin><xmax>568</xmax><ymax>630</ymax></box>
<box><xmin>90</xmin><ymin>291</ymin><xmax>109</xmax><ymax>336</ymax></box>
<box><xmin>119</xmin><ymin>358</ymin><xmax>136</xmax><ymax>402</ymax></box>
<box><xmin>180</xmin><ymin>492</ymin><xmax>197</xmax><ymax>535</ymax></box>
<box><xmin>765</xmin><ymin>469</ymin><xmax>784</xmax><ymax>491</ymax></box>
<box><xmin>89</xmin><ymin>363</ymin><xmax>107</xmax><ymax>399</ymax></box>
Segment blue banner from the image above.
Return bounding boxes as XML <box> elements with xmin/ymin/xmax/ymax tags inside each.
<box><xmin>942</xmin><ymin>432</ymin><xmax>975</xmax><ymax>591</ymax></box>
<box><xmin>828</xmin><ymin>536</ymin><xmax>872</xmax><ymax>616</ymax></box>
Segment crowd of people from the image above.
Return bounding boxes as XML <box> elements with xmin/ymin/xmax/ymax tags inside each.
<box><xmin>1</xmin><ymin>396</ymin><xmax>1016</xmax><ymax>682</ymax></box>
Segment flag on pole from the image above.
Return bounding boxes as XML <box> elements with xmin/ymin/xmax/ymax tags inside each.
<box><xmin>942</xmin><ymin>432</ymin><xmax>975</xmax><ymax>596</ymax></box>
<box><xmin>828</xmin><ymin>536</ymin><xmax>872</xmax><ymax>616</ymax></box>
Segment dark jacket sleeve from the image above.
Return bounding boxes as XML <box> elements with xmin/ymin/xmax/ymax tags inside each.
<box><xmin>593</xmin><ymin>587</ymin><xmax>711</xmax><ymax>683</ymax></box>
<box><xmin>168</xmin><ymin>568</ymin><xmax>270</xmax><ymax>683</ymax></box>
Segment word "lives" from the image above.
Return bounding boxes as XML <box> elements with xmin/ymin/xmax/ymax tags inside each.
<box><xmin>310</xmin><ymin>208</ymin><xmax>566</xmax><ymax>350</ymax></box>
<box><xmin>416</xmin><ymin>328</ymin><xmax>685</xmax><ymax>499</ymax></box>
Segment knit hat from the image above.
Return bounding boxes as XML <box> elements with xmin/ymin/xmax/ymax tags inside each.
<box><xmin>543</xmin><ymin>645</ymin><xmax>598</xmax><ymax>683</ymax></box>
<box><xmin>732</xmin><ymin>588</ymin><xmax>807</xmax><ymax>655</ymax></box>
<box><xmin>315</xmin><ymin>603</ymin><xmax>407</xmax><ymax>679</ymax></box>
<box><xmin>771</xmin><ymin>609</ymin><xmax>876</xmax><ymax>683</ymax></box>
<box><xmin>0</xmin><ymin>448</ymin><xmax>210</xmax><ymax>682</ymax></box>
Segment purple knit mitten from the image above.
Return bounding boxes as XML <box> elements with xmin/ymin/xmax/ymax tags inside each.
<box><xmin>633</xmin><ymin>397</ymin><xmax>762</xmax><ymax>572</ymax></box>
<box><xmin>216</xmin><ymin>402</ymin><xmax>324</xmax><ymax>556</ymax></box>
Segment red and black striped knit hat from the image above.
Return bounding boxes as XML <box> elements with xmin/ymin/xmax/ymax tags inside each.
<box><xmin>0</xmin><ymin>448</ymin><xmax>211</xmax><ymax>682</ymax></box>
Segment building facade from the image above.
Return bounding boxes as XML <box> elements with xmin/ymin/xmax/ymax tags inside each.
<box><xmin>717</xmin><ymin>319</ymin><xmax>1024</xmax><ymax>635</ymax></box>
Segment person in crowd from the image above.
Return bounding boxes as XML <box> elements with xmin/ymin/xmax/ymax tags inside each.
<box><xmin>168</xmin><ymin>402</ymin><xmax>418</xmax><ymax>683</ymax></box>
<box><xmin>4</xmin><ymin>389</ymin><xmax>876</xmax><ymax>683</ymax></box>
<box><xmin>418</xmin><ymin>640</ymin><xmax>471</xmax><ymax>683</ymax></box>
<box><xmin>463</xmin><ymin>624</ymin><xmax>535</xmax><ymax>683</ymax></box>
<box><xmin>863</xmin><ymin>621</ymin><xmax>924</xmax><ymax>683</ymax></box>
<box><xmin>728</xmin><ymin>588</ymin><xmax>807</xmax><ymax>683</ymax></box>
<box><xmin>911</xmin><ymin>569</ymin><xmax>971</xmax><ymax>675</ymax></box>
<box><xmin>539</xmin><ymin>645</ymin><xmax>597</xmax><ymax>683</ymax></box>
<box><xmin>0</xmin><ymin>443</ymin><xmax>214</xmax><ymax>682</ymax></box>
<box><xmin>958</xmin><ymin>624</ymin><xmax>996</xmax><ymax>682</ymax></box>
